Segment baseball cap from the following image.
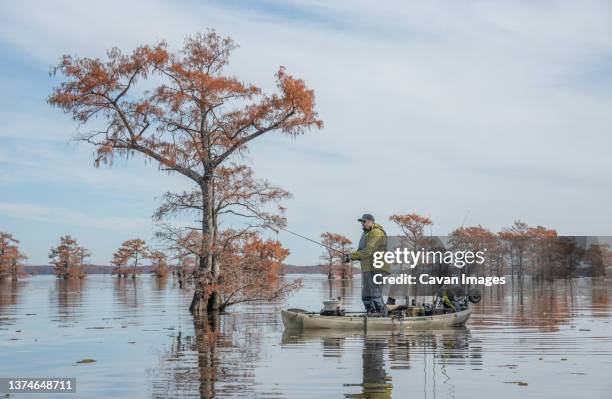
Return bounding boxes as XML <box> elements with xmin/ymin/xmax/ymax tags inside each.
<box><xmin>357</xmin><ymin>213</ymin><xmax>375</xmax><ymax>222</ymax></box>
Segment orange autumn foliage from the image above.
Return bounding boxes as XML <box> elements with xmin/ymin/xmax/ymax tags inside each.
<box><xmin>320</xmin><ymin>232</ymin><xmax>352</xmax><ymax>279</ymax></box>
<box><xmin>583</xmin><ymin>243</ymin><xmax>610</xmax><ymax>277</ymax></box>
<box><xmin>0</xmin><ymin>232</ymin><xmax>27</xmax><ymax>280</ymax></box>
<box><xmin>160</xmin><ymin>227</ymin><xmax>299</xmax><ymax>311</ymax></box>
<box><xmin>215</xmin><ymin>230</ymin><xmax>298</xmax><ymax>311</ymax></box>
<box><xmin>111</xmin><ymin>239</ymin><xmax>149</xmax><ymax>278</ymax></box>
<box><xmin>389</xmin><ymin>213</ymin><xmax>433</xmax><ymax>251</ymax></box>
<box><xmin>49</xmin><ymin>235</ymin><xmax>89</xmax><ymax>279</ymax></box>
<box><xmin>149</xmin><ymin>250</ymin><xmax>170</xmax><ymax>278</ymax></box>
<box><xmin>449</xmin><ymin>225</ymin><xmax>504</xmax><ymax>277</ymax></box>
<box><xmin>49</xmin><ymin>30</ymin><xmax>322</xmax><ymax>313</ymax></box>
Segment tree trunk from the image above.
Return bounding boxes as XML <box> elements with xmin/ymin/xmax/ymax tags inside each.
<box><xmin>207</xmin><ymin>291</ymin><xmax>220</xmax><ymax>312</ymax></box>
<box><xmin>190</xmin><ymin>175</ymin><xmax>220</xmax><ymax>314</ymax></box>
<box><xmin>190</xmin><ymin>289</ymin><xmax>208</xmax><ymax>314</ymax></box>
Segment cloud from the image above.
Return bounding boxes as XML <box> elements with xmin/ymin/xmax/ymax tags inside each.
<box><xmin>0</xmin><ymin>202</ymin><xmax>151</xmax><ymax>232</ymax></box>
<box><xmin>1</xmin><ymin>0</ymin><xmax>612</xmax><ymax>264</ymax></box>
<box><xmin>0</xmin><ymin>134</ymin><xmax>193</xmax><ymax>195</ymax></box>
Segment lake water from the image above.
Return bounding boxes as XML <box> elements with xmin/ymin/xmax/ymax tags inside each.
<box><xmin>0</xmin><ymin>275</ymin><xmax>610</xmax><ymax>398</ymax></box>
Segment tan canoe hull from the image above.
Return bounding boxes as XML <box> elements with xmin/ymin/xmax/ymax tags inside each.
<box><xmin>281</xmin><ymin>308</ymin><xmax>471</xmax><ymax>331</ymax></box>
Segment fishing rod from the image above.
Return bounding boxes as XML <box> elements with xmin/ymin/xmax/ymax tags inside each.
<box><xmin>245</xmin><ymin>213</ymin><xmax>351</xmax><ymax>258</ymax></box>
<box><xmin>461</xmin><ymin>210</ymin><xmax>470</xmax><ymax>228</ymax></box>
<box><xmin>276</xmin><ymin>226</ymin><xmax>348</xmax><ymax>257</ymax></box>
<box><xmin>192</xmin><ymin>214</ymin><xmax>348</xmax><ymax>256</ymax></box>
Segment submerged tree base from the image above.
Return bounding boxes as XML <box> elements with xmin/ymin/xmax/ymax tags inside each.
<box><xmin>190</xmin><ymin>290</ymin><xmax>221</xmax><ymax>314</ymax></box>
<box><xmin>190</xmin><ymin>291</ymin><xmax>207</xmax><ymax>314</ymax></box>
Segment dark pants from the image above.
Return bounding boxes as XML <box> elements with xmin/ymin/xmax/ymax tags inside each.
<box><xmin>361</xmin><ymin>272</ymin><xmax>388</xmax><ymax>316</ymax></box>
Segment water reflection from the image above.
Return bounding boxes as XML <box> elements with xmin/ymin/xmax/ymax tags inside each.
<box><xmin>153</xmin><ymin>312</ymin><xmax>267</xmax><ymax>398</ymax></box>
<box><xmin>0</xmin><ymin>279</ymin><xmax>22</xmax><ymax>327</ymax></box>
<box><xmin>149</xmin><ymin>276</ymin><xmax>611</xmax><ymax>398</ymax></box>
<box><xmin>195</xmin><ymin>316</ymin><xmax>219</xmax><ymax>398</ymax></box>
<box><xmin>591</xmin><ymin>278</ymin><xmax>609</xmax><ymax>316</ymax></box>
<box><xmin>165</xmin><ymin>315</ymin><xmax>222</xmax><ymax>399</ymax></box>
<box><xmin>149</xmin><ymin>274</ymin><xmax>169</xmax><ymax>292</ymax></box>
<box><xmin>52</xmin><ymin>278</ymin><xmax>86</xmax><ymax>323</ymax></box>
<box><xmin>281</xmin><ymin>328</ymin><xmax>477</xmax><ymax>398</ymax></box>
<box><xmin>323</xmin><ymin>278</ymin><xmax>355</xmax><ymax>302</ymax></box>
<box><xmin>349</xmin><ymin>337</ymin><xmax>392</xmax><ymax>398</ymax></box>
<box><xmin>113</xmin><ymin>276</ymin><xmax>141</xmax><ymax>309</ymax></box>
<box><xmin>1</xmin><ymin>275</ymin><xmax>610</xmax><ymax>398</ymax></box>
<box><xmin>0</xmin><ymin>278</ymin><xmax>21</xmax><ymax>307</ymax></box>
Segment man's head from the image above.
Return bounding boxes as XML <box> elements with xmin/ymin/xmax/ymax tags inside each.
<box><xmin>357</xmin><ymin>213</ymin><xmax>375</xmax><ymax>231</ymax></box>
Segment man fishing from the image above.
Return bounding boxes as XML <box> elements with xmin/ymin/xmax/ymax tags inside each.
<box><xmin>343</xmin><ymin>214</ymin><xmax>392</xmax><ymax>316</ymax></box>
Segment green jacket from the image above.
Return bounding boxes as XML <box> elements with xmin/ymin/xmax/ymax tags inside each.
<box><xmin>351</xmin><ymin>223</ymin><xmax>390</xmax><ymax>273</ymax></box>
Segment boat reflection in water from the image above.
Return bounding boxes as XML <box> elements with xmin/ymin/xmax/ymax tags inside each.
<box><xmin>282</xmin><ymin>327</ymin><xmax>475</xmax><ymax>398</ymax></box>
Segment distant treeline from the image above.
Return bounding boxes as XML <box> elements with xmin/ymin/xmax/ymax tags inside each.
<box><xmin>23</xmin><ymin>265</ymin><xmax>157</xmax><ymax>275</ymax></box>
<box><xmin>281</xmin><ymin>264</ymin><xmax>361</xmax><ymax>275</ymax></box>
<box><xmin>22</xmin><ymin>264</ymin><xmax>356</xmax><ymax>276</ymax></box>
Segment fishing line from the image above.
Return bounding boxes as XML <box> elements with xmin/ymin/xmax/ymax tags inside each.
<box><xmin>276</xmin><ymin>226</ymin><xmax>346</xmax><ymax>256</ymax></box>
<box><xmin>248</xmin><ymin>213</ymin><xmax>348</xmax><ymax>257</ymax></box>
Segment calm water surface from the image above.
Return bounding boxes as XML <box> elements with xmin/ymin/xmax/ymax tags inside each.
<box><xmin>0</xmin><ymin>275</ymin><xmax>610</xmax><ymax>398</ymax></box>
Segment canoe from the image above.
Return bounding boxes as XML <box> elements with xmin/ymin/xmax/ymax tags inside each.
<box><xmin>281</xmin><ymin>308</ymin><xmax>471</xmax><ymax>331</ymax></box>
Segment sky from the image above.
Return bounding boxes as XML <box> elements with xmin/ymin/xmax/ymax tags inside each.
<box><xmin>1</xmin><ymin>0</ymin><xmax>612</xmax><ymax>265</ymax></box>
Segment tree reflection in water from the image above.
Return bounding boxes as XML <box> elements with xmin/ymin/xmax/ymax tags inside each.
<box><xmin>152</xmin><ymin>312</ymin><xmax>266</xmax><ymax>398</ymax></box>
<box><xmin>324</xmin><ymin>278</ymin><xmax>355</xmax><ymax>303</ymax></box>
<box><xmin>154</xmin><ymin>275</ymin><xmax>169</xmax><ymax>292</ymax></box>
<box><xmin>193</xmin><ymin>315</ymin><xmax>218</xmax><ymax>399</ymax></box>
<box><xmin>591</xmin><ymin>277</ymin><xmax>609</xmax><ymax>317</ymax></box>
<box><xmin>113</xmin><ymin>277</ymin><xmax>141</xmax><ymax>310</ymax></box>
<box><xmin>0</xmin><ymin>279</ymin><xmax>22</xmax><ymax>327</ymax></box>
<box><xmin>53</xmin><ymin>278</ymin><xmax>86</xmax><ymax>323</ymax></box>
